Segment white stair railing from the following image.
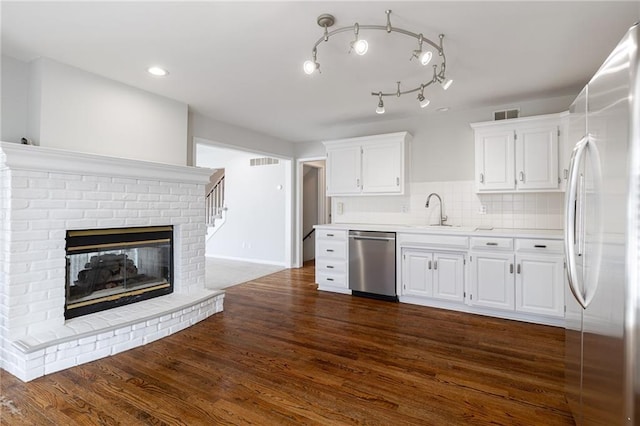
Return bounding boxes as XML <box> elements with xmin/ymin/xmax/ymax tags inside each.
<box><xmin>205</xmin><ymin>175</ymin><xmax>225</xmax><ymax>228</ymax></box>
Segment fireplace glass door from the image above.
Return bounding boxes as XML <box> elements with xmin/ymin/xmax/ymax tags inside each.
<box><xmin>65</xmin><ymin>226</ymin><xmax>173</xmax><ymax>319</ymax></box>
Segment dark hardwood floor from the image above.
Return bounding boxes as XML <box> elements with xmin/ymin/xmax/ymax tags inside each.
<box><xmin>1</xmin><ymin>263</ymin><xmax>573</xmax><ymax>425</ymax></box>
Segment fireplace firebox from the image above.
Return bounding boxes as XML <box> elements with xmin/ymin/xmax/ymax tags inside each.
<box><xmin>65</xmin><ymin>226</ymin><xmax>174</xmax><ymax>319</ymax></box>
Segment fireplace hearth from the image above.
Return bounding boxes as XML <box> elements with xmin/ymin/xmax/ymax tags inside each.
<box><xmin>65</xmin><ymin>226</ymin><xmax>174</xmax><ymax>319</ymax></box>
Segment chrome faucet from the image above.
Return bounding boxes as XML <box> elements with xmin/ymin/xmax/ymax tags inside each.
<box><xmin>425</xmin><ymin>193</ymin><xmax>448</xmax><ymax>226</ymax></box>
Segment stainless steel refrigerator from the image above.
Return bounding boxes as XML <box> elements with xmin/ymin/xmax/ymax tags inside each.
<box><xmin>564</xmin><ymin>23</ymin><xmax>639</xmax><ymax>424</ymax></box>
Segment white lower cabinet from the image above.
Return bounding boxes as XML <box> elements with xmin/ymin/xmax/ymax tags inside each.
<box><xmin>469</xmin><ymin>251</ymin><xmax>515</xmax><ymax>311</ymax></box>
<box><xmin>468</xmin><ymin>237</ymin><xmax>565</xmax><ymax>319</ymax></box>
<box><xmin>515</xmin><ymin>253</ymin><xmax>565</xmax><ymax>317</ymax></box>
<box><xmin>315</xmin><ymin>229</ymin><xmax>350</xmax><ymax>294</ymax></box>
<box><xmin>401</xmin><ymin>249</ymin><xmax>465</xmax><ymax>303</ymax></box>
<box><xmin>316</xmin><ymin>227</ymin><xmax>566</xmax><ymax>326</ymax></box>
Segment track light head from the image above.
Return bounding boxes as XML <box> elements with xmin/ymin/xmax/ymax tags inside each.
<box><xmin>303</xmin><ymin>60</ymin><xmax>318</xmax><ymax>75</ymax></box>
<box><xmin>419</xmin><ymin>50</ymin><xmax>433</xmax><ymax>66</ymax></box>
<box><xmin>417</xmin><ymin>86</ymin><xmax>430</xmax><ymax>108</ymax></box>
<box><xmin>376</xmin><ymin>93</ymin><xmax>385</xmax><ymax>114</ymax></box>
<box><xmin>350</xmin><ymin>23</ymin><xmax>368</xmax><ymax>55</ymax></box>
<box><xmin>441</xmin><ymin>77</ymin><xmax>453</xmax><ymax>90</ymax></box>
<box><xmin>353</xmin><ymin>39</ymin><xmax>369</xmax><ymax>55</ymax></box>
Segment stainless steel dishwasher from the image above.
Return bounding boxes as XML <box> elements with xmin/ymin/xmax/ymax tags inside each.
<box><xmin>348</xmin><ymin>230</ymin><xmax>397</xmax><ymax>301</ymax></box>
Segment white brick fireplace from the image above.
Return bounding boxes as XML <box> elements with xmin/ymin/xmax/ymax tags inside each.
<box><xmin>0</xmin><ymin>142</ymin><xmax>224</xmax><ymax>381</ymax></box>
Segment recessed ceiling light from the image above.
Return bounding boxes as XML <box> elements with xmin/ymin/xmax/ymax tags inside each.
<box><xmin>147</xmin><ymin>66</ymin><xmax>168</xmax><ymax>77</ymax></box>
<box><xmin>436</xmin><ymin>107</ymin><xmax>450</xmax><ymax>112</ymax></box>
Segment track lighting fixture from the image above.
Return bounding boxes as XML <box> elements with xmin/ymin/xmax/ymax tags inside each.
<box><xmin>303</xmin><ymin>9</ymin><xmax>452</xmax><ymax>113</ymax></box>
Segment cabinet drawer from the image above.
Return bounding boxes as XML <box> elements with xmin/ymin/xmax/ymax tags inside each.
<box><xmin>516</xmin><ymin>238</ymin><xmax>563</xmax><ymax>254</ymax></box>
<box><xmin>317</xmin><ymin>240</ymin><xmax>347</xmax><ymax>259</ymax></box>
<box><xmin>397</xmin><ymin>233</ymin><xmax>469</xmax><ymax>249</ymax></box>
<box><xmin>316</xmin><ymin>259</ymin><xmax>347</xmax><ymax>274</ymax></box>
<box><xmin>317</xmin><ymin>229</ymin><xmax>347</xmax><ymax>241</ymax></box>
<box><xmin>470</xmin><ymin>237</ymin><xmax>513</xmax><ymax>250</ymax></box>
<box><xmin>316</xmin><ymin>272</ymin><xmax>347</xmax><ymax>288</ymax></box>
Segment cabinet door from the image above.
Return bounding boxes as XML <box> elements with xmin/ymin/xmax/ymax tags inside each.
<box><xmin>432</xmin><ymin>252</ymin><xmax>465</xmax><ymax>302</ymax></box>
<box><xmin>470</xmin><ymin>252</ymin><xmax>515</xmax><ymax>311</ymax></box>
<box><xmin>402</xmin><ymin>250</ymin><xmax>433</xmax><ymax>297</ymax></box>
<box><xmin>515</xmin><ymin>125</ymin><xmax>559</xmax><ymax>190</ymax></box>
<box><xmin>362</xmin><ymin>140</ymin><xmax>403</xmax><ymax>194</ymax></box>
<box><xmin>515</xmin><ymin>254</ymin><xmax>564</xmax><ymax>317</ymax></box>
<box><xmin>326</xmin><ymin>145</ymin><xmax>361</xmax><ymax>195</ymax></box>
<box><xmin>475</xmin><ymin>130</ymin><xmax>515</xmax><ymax>191</ymax></box>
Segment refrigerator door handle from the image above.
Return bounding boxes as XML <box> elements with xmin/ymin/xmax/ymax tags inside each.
<box><xmin>564</xmin><ymin>135</ymin><xmax>589</xmax><ymax>309</ymax></box>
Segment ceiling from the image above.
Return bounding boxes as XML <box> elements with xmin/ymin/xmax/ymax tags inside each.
<box><xmin>2</xmin><ymin>2</ymin><xmax>638</xmax><ymax>143</ymax></box>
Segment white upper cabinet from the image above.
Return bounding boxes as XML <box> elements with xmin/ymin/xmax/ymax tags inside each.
<box><xmin>324</xmin><ymin>132</ymin><xmax>411</xmax><ymax>196</ymax></box>
<box><xmin>326</xmin><ymin>145</ymin><xmax>361</xmax><ymax>195</ymax></box>
<box><xmin>472</xmin><ymin>113</ymin><xmax>564</xmax><ymax>193</ymax></box>
<box><xmin>474</xmin><ymin>129</ymin><xmax>516</xmax><ymax>191</ymax></box>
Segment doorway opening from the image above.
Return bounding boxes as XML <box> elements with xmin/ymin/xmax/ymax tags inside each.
<box><xmin>297</xmin><ymin>158</ymin><xmax>330</xmax><ymax>266</ymax></box>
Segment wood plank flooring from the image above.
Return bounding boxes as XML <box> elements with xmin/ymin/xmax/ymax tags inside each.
<box><xmin>1</xmin><ymin>263</ymin><xmax>574</xmax><ymax>425</ymax></box>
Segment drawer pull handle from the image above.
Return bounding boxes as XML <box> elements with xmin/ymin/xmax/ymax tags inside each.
<box><xmin>534</xmin><ymin>244</ymin><xmax>547</xmax><ymax>248</ymax></box>
<box><xmin>326</xmin><ymin>278</ymin><xmax>334</xmax><ymax>282</ymax></box>
<box><xmin>326</xmin><ymin>249</ymin><xmax>334</xmax><ymax>252</ymax></box>
<box><xmin>327</xmin><ymin>233</ymin><xmax>334</xmax><ymax>237</ymax></box>
<box><xmin>486</xmin><ymin>242</ymin><xmax>498</xmax><ymax>246</ymax></box>
<box><xmin>326</xmin><ymin>265</ymin><xmax>334</xmax><ymax>269</ymax></box>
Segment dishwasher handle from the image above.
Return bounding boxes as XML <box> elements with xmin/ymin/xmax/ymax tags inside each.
<box><xmin>350</xmin><ymin>236</ymin><xmax>393</xmax><ymax>242</ymax></box>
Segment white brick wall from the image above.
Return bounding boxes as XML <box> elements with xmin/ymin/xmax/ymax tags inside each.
<box><xmin>0</xmin><ymin>142</ymin><xmax>222</xmax><ymax>382</ymax></box>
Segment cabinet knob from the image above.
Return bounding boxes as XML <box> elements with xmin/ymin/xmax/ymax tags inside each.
<box><xmin>510</xmin><ymin>263</ymin><xmax>514</xmax><ymax>274</ymax></box>
<box><xmin>356</xmin><ymin>178</ymin><xmax>360</xmax><ymax>187</ymax></box>
<box><xmin>433</xmin><ymin>261</ymin><xmax>438</xmax><ymax>270</ymax></box>
<box><xmin>519</xmin><ymin>171</ymin><xmax>525</xmax><ymax>182</ymax></box>
<box><xmin>480</xmin><ymin>173</ymin><xmax>485</xmax><ymax>184</ymax></box>
<box><xmin>517</xmin><ymin>264</ymin><xmax>521</xmax><ymax>274</ymax></box>
<box><xmin>396</xmin><ymin>177</ymin><xmax>400</xmax><ymax>186</ymax></box>
<box><xmin>428</xmin><ymin>260</ymin><xmax>432</xmax><ymax>270</ymax></box>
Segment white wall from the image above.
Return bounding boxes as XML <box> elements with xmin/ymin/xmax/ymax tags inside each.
<box><xmin>0</xmin><ymin>56</ymin><xmax>29</xmax><ymax>143</ymax></box>
<box><xmin>196</xmin><ymin>142</ymin><xmax>289</xmax><ymax>266</ymax></box>
<box><xmin>189</xmin><ymin>111</ymin><xmax>294</xmax><ymax>163</ymax></box>
<box><xmin>5</xmin><ymin>57</ymin><xmax>189</xmax><ymax>165</ymax></box>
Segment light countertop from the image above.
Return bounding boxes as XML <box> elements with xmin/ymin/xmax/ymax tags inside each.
<box><xmin>314</xmin><ymin>223</ymin><xmax>563</xmax><ymax>239</ymax></box>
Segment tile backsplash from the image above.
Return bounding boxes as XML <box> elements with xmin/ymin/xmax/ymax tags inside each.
<box><xmin>331</xmin><ymin>181</ymin><xmax>564</xmax><ymax>230</ymax></box>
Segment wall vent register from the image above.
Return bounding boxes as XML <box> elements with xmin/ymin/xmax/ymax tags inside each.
<box><xmin>65</xmin><ymin>226</ymin><xmax>173</xmax><ymax>319</ymax></box>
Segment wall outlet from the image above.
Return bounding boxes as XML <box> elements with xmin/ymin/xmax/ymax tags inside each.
<box><xmin>337</xmin><ymin>202</ymin><xmax>344</xmax><ymax>215</ymax></box>
<box><xmin>479</xmin><ymin>205</ymin><xmax>487</xmax><ymax>215</ymax></box>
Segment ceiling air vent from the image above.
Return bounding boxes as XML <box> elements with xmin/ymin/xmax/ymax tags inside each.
<box><xmin>493</xmin><ymin>108</ymin><xmax>520</xmax><ymax>120</ymax></box>
<box><xmin>250</xmin><ymin>157</ymin><xmax>280</xmax><ymax>167</ymax></box>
